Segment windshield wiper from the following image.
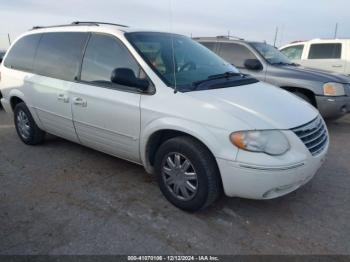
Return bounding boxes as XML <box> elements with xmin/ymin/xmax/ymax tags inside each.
<box><xmin>192</xmin><ymin>71</ymin><xmax>245</xmax><ymax>88</ymax></box>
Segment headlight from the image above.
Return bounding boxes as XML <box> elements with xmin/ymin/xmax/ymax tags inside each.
<box><xmin>323</xmin><ymin>82</ymin><xmax>345</xmax><ymax>96</ymax></box>
<box><xmin>230</xmin><ymin>130</ymin><xmax>290</xmax><ymax>156</ymax></box>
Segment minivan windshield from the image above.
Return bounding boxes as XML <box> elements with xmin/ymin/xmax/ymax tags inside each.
<box><xmin>251</xmin><ymin>42</ymin><xmax>294</xmax><ymax>65</ymax></box>
<box><xmin>126</xmin><ymin>32</ymin><xmax>253</xmax><ymax>91</ymax></box>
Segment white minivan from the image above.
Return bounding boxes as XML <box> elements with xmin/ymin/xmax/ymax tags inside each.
<box><xmin>280</xmin><ymin>39</ymin><xmax>350</xmax><ymax>75</ymax></box>
<box><xmin>0</xmin><ymin>22</ymin><xmax>329</xmax><ymax>211</ymax></box>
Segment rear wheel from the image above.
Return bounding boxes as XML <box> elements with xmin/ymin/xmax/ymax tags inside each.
<box><xmin>14</xmin><ymin>102</ymin><xmax>45</xmax><ymax>145</ymax></box>
<box><xmin>154</xmin><ymin>136</ymin><xmax>221</xmax><ymax>211</ymax></box>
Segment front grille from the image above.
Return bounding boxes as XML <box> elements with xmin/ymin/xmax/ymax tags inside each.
<box><xmin>292</xmin><ymin>116</ymin><xmax>328</xmax><ymax>156</ymax></box>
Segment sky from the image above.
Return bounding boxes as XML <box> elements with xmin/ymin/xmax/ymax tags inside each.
<box><xmin>0</xmin><ymin>0</ymin><xmax>349</xmax><ymax>50</ymax></box>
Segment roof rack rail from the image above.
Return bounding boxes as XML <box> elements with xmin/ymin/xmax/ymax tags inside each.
<box><xmin>32</xmin><ymin>24</ymin><xmax>79</xmax><ymax>30</ymax></box>
<box><xmin>71</xmin><ymin>21</ymin><xmax>129</xmax><ymax>28</ymax></box>
<box><xmin>32</xmin><ymin>21</ymin><xmax>128</xmax><ymax>30</ymax></box>
<box><xmin>216</xmin><ymin>35</ymin><xmax>244</xmax><ymax>41</ymax></box>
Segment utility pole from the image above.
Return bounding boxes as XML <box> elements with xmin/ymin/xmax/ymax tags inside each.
<box><xmin>334</xmin><ymin>23</ymin><xmax>338</xmax><ymax>39</ymax></box>
<box><xmin>8</xmin><ymin>33</ymin><xmax>11</xmax><ymax>46</ymax></box>
<box><xmin>273</xmin><ymin>27</ymin><xmax>278</xmax><ymax>47</ymax></box>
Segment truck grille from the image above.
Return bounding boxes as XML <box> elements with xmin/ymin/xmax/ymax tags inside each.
<box><xmin>292</xmin><ymin>116</ymin><xmax>328</xmax><ymax>156</ymax></box>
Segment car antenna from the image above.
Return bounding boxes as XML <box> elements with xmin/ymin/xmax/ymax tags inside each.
<box><xmin>169</xmin><ymin>0</ymin><xmax>178</xmax><ymax>94</ymax></box>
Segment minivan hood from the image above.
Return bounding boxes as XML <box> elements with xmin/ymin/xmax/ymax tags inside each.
<box><xmin>275</xmin><ymin>65</ymin><xmax>350</xmax><ymax>83</ymax></box>
<box><xmin>188</xmin><ymin>82</ymin><xmax>318</xmax><ymax>130</ymax></box>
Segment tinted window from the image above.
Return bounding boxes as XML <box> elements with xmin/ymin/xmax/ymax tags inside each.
<box><xmin>200</xmin><ymin>42</ymin><xmax>217</xmax><ymax>52</ymax></box>
<box><xmin>280</xmin><ymin>45</ymin><xmax>304</xmax><ymax>60</ymax></box>
<box><xmin>34</xmin><ymin>32</ymin><xmax>88</xmax><ymax>81</ymax></box>
<box><xmin>4</xmin><ymin>34</ymin><xmax>41</xmax><ymax>72</ymax></box>
<box><xmin>219</xmin><ymin>43</ymin><xmax>256</xmax><ymax>67</ymax></box>
<box><xmin>308</xmin><ymin>43</ymin><xmax>341</xmax><ymax>59</ymax></box>
<box><xmin>81</xmin><ymin>34</ymin><xmax>142</xmax><ymax>89</ymax></box>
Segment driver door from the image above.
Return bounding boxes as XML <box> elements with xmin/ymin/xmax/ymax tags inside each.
<box><xmin>217</xmin><ymin>43</ymin><xmax>266</xmax><ymax>81</ymax></box>
<box><xmin>70</xmin><ymin>33</ymin><xmax>144</xmax><ymax>163</ymax></box>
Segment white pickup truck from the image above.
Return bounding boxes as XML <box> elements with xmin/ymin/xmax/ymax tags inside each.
<box><xmin>280</xmin><ymin>39</ymin><xmax>350</xmax><ymax>75</ymax></box>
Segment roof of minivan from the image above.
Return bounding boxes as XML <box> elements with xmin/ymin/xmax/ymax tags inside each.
<box><xmin>27</xmin><ymin>22</ymin><xmax>176</xmax><ymax>35</ymax></box>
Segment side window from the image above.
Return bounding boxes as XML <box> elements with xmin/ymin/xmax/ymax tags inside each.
<box><xmin>81</xmin><ymin>34</ymin><xmax>142</xmax><ymax>89</ymax></box>
<box><xmin>219</xmin><ymin>43</ymin><xmax>256</xmax><ymax>68</ymax></box>
<box><xmin>308</xmin><ymin>43</ymin><xmax>342</xmax><ymax>59</ymax></box>
<box><xmin>4</xmin><ymin>34</ymin><xmax>42</xmax><ymax>72</ymax></box>
<box><xmin>200</xmin><ymin>42</ymin><xmax>217</xmax><ymax>52</ymax></box>
<box><xmin>280</xmin><ymin>45</ymin><xmax>304</xmax><ymax>60</ymax></box>
<box><xmin>34</xmin><ymin>32</ymin><xmax>88</xmax><ymax>81</ymax></box>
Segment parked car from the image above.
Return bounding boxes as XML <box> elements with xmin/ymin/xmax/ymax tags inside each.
<box><xmin>280</xmin><ymin>39</ymin><xmax>350</xmax><ymax>76</ymax></box>
<box><xmin>0</xmin><ymin>22</ymin><xmax>328</xmax><ymax>211</ymax></box>
<box><xmin>195</xmin><ymin>36</ymin><xmax>350</xmax><ymax>119</ymax></box>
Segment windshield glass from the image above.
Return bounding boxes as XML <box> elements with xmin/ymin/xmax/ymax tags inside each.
<box><xmin>251</xmin><ymin>42</ymin><xmax>292</xmax><ymax>65</ymax></box>
<box><xmin>126</xmin><ymin>32</ymin><xmax>240</xmax><ymax>90</ymax></box>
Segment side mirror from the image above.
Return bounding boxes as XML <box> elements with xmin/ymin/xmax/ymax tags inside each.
<box><xmin>111</xmin><ymin>68</ymin><xmax>149</xmax><ymax>91</ymax></box>
<box><xmin>244</xmin><ymin>59</ymin><xmax>263</xmax><ymax>71</ymax></box>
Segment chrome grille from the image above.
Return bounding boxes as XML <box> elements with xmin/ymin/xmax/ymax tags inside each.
<box><xmin>292</xmin><ymin>116</ymin><xmax>328</xmax><ymax>156</ymax></box>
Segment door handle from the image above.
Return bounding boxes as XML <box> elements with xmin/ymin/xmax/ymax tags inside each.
<box><xmin>73</xmin><ymin>97</ymin><xmax>87</xmax><ymax>107</ymax></box>
<box><xmin>57</xmin><ymin>94</ymin><xmax>69</xmax><ymax>103</ymax></box>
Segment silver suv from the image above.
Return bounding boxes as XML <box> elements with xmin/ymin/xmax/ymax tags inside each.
<box><xmin>195</xmin><ymin>36</ymin><xmax>350</xmax><ymax>119</ymax></box>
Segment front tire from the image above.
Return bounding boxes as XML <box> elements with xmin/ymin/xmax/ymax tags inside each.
<box><xmin>14</xmin><ymin>102</ymin><xmax>45</xmax><ymax>145</ymax></box>
<box><xmin>154</xmin><ymin>136</ymin><xmax>221</xmax><ymax>211</ymax></box>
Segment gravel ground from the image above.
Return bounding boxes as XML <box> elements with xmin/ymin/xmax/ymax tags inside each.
<box><xmin>0</xmin><ymin>109</ymin><xmax>349</xmax><ymax>255</ymax></box>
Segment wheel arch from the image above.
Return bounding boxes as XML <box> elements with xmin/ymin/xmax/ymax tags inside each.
<box><xmin>141</xmin><ymin>118</ymin><xmax>225</xmax><ymax>175</ymax></box>
<box><xmin>280</xmin><ymin>86</ymin><xmax>317</xmax><ymax>107</ymax></box>
<box><xmin>8</xmin><ymin>89</ymin><xmax>27</xmax><ymax>112</ymax></box>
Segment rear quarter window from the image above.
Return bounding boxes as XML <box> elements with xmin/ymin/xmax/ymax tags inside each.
<box><xmin>4</xmin><ymin>34</ymin><xmax>42</xmax><ymax>72</ymax></box>
<box><xmin>308</xmin><ymin>43</ymin><xmax>342</xmax><ymax>59</ymax></box>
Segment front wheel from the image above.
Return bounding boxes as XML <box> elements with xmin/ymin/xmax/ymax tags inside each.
<box><xmin>154</xmin><ymin>136</ymin><xmax>221</xmax><ymax>211</ymax></box>
<box><xmin>14</xmin><ymin>102</ymin><xmax>46</xmax><ymax>145</ymax></box>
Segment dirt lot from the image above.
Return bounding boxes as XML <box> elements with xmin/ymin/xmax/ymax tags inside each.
<box><xmin>0</xmin><ymin>109</ymin><xmax>349</xmax><ymax>255</ymax></box>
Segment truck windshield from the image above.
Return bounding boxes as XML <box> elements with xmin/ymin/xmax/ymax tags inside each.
<box><xmin>251</xmin><ymin>42</ymin><xmax>294</xmax><ymax>65</ymax></box>
<box><xmin>126</xmin><ymin>32</ymin><xmax>252</xmax><ymax>91</ymax></box>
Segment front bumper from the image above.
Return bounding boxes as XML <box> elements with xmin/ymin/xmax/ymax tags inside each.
<box><xmin>216</xmin><ymin>137</ymin><xmax>328</xmax><ymax>200</ymax></box>
<box><xmin>316</xmin><ymin>95</ymin><xmax>350</xmax><ymax>119</ymax></box>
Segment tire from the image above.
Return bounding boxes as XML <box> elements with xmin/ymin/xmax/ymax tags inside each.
<box><xmin>14</xmin><ymin>102</ymin><xmax>45</xmax><ymax>145</ymax></box>
<box><xmin>154</xmin><ymin>136</ymin><xmax>221</xmax><ymax>211</ymax></box>
<box><xmin>294</xmin><ymin>91</ymin><xmax>312</xmax><ymax>105</ymax></box>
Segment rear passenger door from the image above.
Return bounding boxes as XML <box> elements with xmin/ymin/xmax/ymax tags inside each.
<box><xmin>199</xmin><ymin>41</ymin><xmax>218</xmax><ymax>53</ymax></box>
<box><xmin>303</xmin><ymin>43</ymin><xmax>345</xmax><ymax>73</ymax></box>
<box><xmin>70</xmin><ymin>33</ymin><xmax>144</xmax><ymax>163</ymax></box>
<box><xmin>31</xmin><ymin>32</ymin><xmax>88</xmax><ymax>143</ymax></box>
<box><xmin>217</xmin><ymin>42</ymin><xmax>266</xmax><ymax>80</ymax></box>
